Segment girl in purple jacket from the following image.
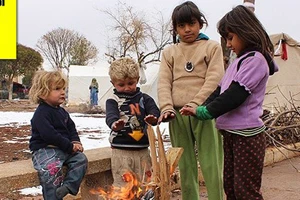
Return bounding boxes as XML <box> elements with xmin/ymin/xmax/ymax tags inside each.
<box><xmin>180</xmin><ymin>5</ymin><xmax>278</xmax><ymax>200</ymax></box>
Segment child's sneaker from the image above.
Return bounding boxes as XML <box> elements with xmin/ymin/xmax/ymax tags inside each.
<box><xmin>56</xmin><ymin>185</ymin><xmax>69</xmax><ymax>199</ymax></box>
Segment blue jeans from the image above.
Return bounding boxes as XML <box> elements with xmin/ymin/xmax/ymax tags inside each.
<box><xmin>32</xmin><ymin>148</ymin><xmax>88</xmax><ymax>200</ymax></box>
<box><xmin>90</xmin><ymin>88</ymin><xmax>98</xmax><ymax>106</ymax></box>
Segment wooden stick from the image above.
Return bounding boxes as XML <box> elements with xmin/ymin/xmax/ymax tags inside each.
<box><xmin>147</xmin><ymin>125</ymin><xmax>183</xmax><ymax>199</ymax></box>
<box><xmin>166</xmin><ymin>147</ymin><xmax>183</xmax><ymax>174</ymax></box>
<box><xmin>156</xmin><ymin>126</ymin><xmax>170</xmax><ymax>200</ymax></box>
<box><xmin>147</xmin><ymin>126</ymin><xmax>158</xmax><ymax>183</ymax></box>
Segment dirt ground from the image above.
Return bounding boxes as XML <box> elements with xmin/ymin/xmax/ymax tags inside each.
<box><xmin>0</xmin><ymin>100</ymin><xmax>35</xmax><ymax>164</ymax></box>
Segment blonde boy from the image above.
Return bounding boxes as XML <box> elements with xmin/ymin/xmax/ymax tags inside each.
<box><xmin>105</xmin><ymin>58</ymin><xmax>160</xmax><ymax>186</ymax></box>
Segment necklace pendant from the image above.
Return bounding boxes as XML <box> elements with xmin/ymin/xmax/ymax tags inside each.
<box><xmin>185</xmin><ymin>62</ymin><xmax>194</xmax><ymax>72</ymax></box>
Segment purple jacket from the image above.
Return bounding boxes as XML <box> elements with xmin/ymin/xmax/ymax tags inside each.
<box><xmin>216</xmin><ymin>51</ymin><xmax>279</xmax><ymax>130</ymax></box>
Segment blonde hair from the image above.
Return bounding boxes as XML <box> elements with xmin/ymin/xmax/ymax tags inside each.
<box><xmin>109</xmin><ymin>57</ymin><xmax>139</xmax><ymax>81</ymax></box>
<box><xmin>29</xmin><ymin>70</ymin><xmax>67</xmax><ymax>104</ymax></box>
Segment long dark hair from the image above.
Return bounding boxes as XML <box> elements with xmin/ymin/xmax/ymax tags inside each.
<box><xmin>217</xmin><ymin>5</ymin><xmax>274</xmax><ymax>56</ymax></box>
<box><xmin>171</xmin><ymin>1</ymin><xmax>208</xmax><ymax>43</ymax></box>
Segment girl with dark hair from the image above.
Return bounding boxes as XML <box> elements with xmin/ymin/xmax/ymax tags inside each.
<box><xmin>180</xmin><ymin>5</ymin><xmax>279</xmax><ymax>200</ymax></box>
<box><xmin>158</xmin><ymin>1</ymin><xmax>224</xmax><ymax>199</ymax></box>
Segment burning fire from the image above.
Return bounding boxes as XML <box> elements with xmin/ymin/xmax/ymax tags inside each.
<box><xmin>90</xmin><ymin>171</ymin><xmax>154</xmax><ymax>200</ymax></box>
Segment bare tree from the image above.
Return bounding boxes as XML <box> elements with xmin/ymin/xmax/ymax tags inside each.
<box><xmin>37</xmin><ymin>28</ymin><xmax>98</xmax><ymax>73</ymax></box>
<box><xmin>70</xmin><ymin>36</ymin><xmax>98</xmax><ymax>66</ymax></box>
<box><xmin>102</xmin><ymin>2</ymin><xmax>171</xmax><ymax>66</ymax></box>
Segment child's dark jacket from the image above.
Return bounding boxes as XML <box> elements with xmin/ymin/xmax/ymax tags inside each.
<box><xmin>106</xmin><ymin>87</ymin><xmax>160</xmax><ymax>149</ymax></box>
<box><xmin>29</xmin><ymin>102</ymin><xmax>80</xmax><ymax>154</ymax></box>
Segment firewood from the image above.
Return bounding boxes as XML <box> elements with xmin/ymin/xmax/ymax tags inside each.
<box><xmin>166</xmin><ymin>147</ymin><xmax>183</xmax><ymax>174</ymax></box>
<box><xmin>147</xmin><ymin>125</ymin><xmax>183</xmax><ymax>200</ymax></box>
<box><xmin>156</xmin><ymin>126</ymin><xmax>170</xmax><ymax>200</ymax></box>
<box><xmin>147</xmin><ymin>126</ymin><xmax>159</xmax><ymax>182</ymax></box>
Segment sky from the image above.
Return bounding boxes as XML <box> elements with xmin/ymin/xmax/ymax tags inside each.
<box><xmin>18</xmin><ymin>0</ymin><xmax>300</xmax><ymax>69</ymax></box>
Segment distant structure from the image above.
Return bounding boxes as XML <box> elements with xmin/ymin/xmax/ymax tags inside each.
<box><xmin>243</xmin><ymin>0</ymin><xmax>255</xmax><ymax>12</ymax></box>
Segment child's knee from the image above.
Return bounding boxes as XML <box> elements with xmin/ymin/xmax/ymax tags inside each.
<box><xmin>76</xmin><ymin>152</ymin><xmax>88</xmax><ymax>167</ymax></box>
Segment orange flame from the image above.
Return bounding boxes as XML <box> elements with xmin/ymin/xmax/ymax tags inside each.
<box><xmin>90</xmin><ymin>171</ymin><xmax>147</xmax><ymax>200</ymax></box>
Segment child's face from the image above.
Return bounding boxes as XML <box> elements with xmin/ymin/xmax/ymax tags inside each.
<box><xmin>225</xmin><ymin>32</ymin><xmax>246</xmax><ymax>55</ymax></box>
<box><xmin>41</xmin><ymin>86</ymin><xmax>66</xmax><ymax>107</ymax></box>
<box><xmin>176</xmin><ymin>17</ymin><xmax>201</xmax><ymax>43</ymax></box>
<box><xmin>111</xmin><ymin>78</ymin><xmax>138</xmax><ymax>94</ymax></box>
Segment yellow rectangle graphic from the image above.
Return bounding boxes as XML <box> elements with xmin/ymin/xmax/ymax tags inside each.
<box><xmin>0</xmin><ymin>0</ymin><xmax>17</xmax><ymax>59</ymax></box>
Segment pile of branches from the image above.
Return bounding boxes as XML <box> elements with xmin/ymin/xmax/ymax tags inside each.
<box><xmin>263</xmin><ymin>107</ymin><xmax>300</xmax><ymax>150</ymax></box>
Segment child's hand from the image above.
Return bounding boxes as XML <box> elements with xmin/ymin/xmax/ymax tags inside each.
<box><xmin>144</xmin><ymin>115</ymin><xmax>158</xmax><ymax>125</ymax></box>
<box><xmin>112</xmin><ymin>119</ymin><xmax>125</xmax><ymax>131</ymax></box>
<box><xmin>180</xmin><ymin>106</ymin><xmax>196</xmax><ymax>116</ymax></box>
<box><xmin>72</xmin><ymin>142</ymin><xmax>84</xmax><ymax>153</ymax></box>
<box><xmin>157</xmin><ymin>111</ymin><xmax>176</xmax><ymax>124</ymax></box>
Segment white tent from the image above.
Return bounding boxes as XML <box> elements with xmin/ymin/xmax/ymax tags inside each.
<box><xmin>68</xmin><ymin>62</ymin><xmax>160</xmax><ymax>111</ymax></box>
<box><xmin>68</xmin><ymin>65</ymin><xmax>111</xmax><ymax>106</ymax></box>
<box><xmin>264</xmin><ymin>33</ymin><xmax>300</xmax><ymax>109</ymax></box>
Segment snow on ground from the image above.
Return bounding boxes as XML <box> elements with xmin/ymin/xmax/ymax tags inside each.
<box><xmin>0</xmin><ymin>111</ymin><xmax>169</xmax><ymax>150</ymax></box>
<box><xmin>0</xmin><ymin>111</ymin><xmax>169</xmax><ymax>196</ymax></box>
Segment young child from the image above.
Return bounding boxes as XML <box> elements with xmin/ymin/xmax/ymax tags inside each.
<box><xmin>105</xmin><ymin>57</ymin><xmax>160</xmax><ymax>187</ymax></box>
<box><xmin>157</xmin><ymin>1</ymin><xmax>224</xmax><ymax>200</ymax></box>
<box><xmin>180</xmin><ymin>5</ymin><xmax>279</xmax><ymax>200</ymax></box>
<box><xmin>29</xmin><ymin>71</ymin><xmax>88</xmax><ymax>200</ymax></box>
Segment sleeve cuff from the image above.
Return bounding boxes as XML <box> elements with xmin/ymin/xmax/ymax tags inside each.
<box><xmin>195</xmin><ymin>106</ymin><xmax>213</xmax><ymax>120</ymax></box>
